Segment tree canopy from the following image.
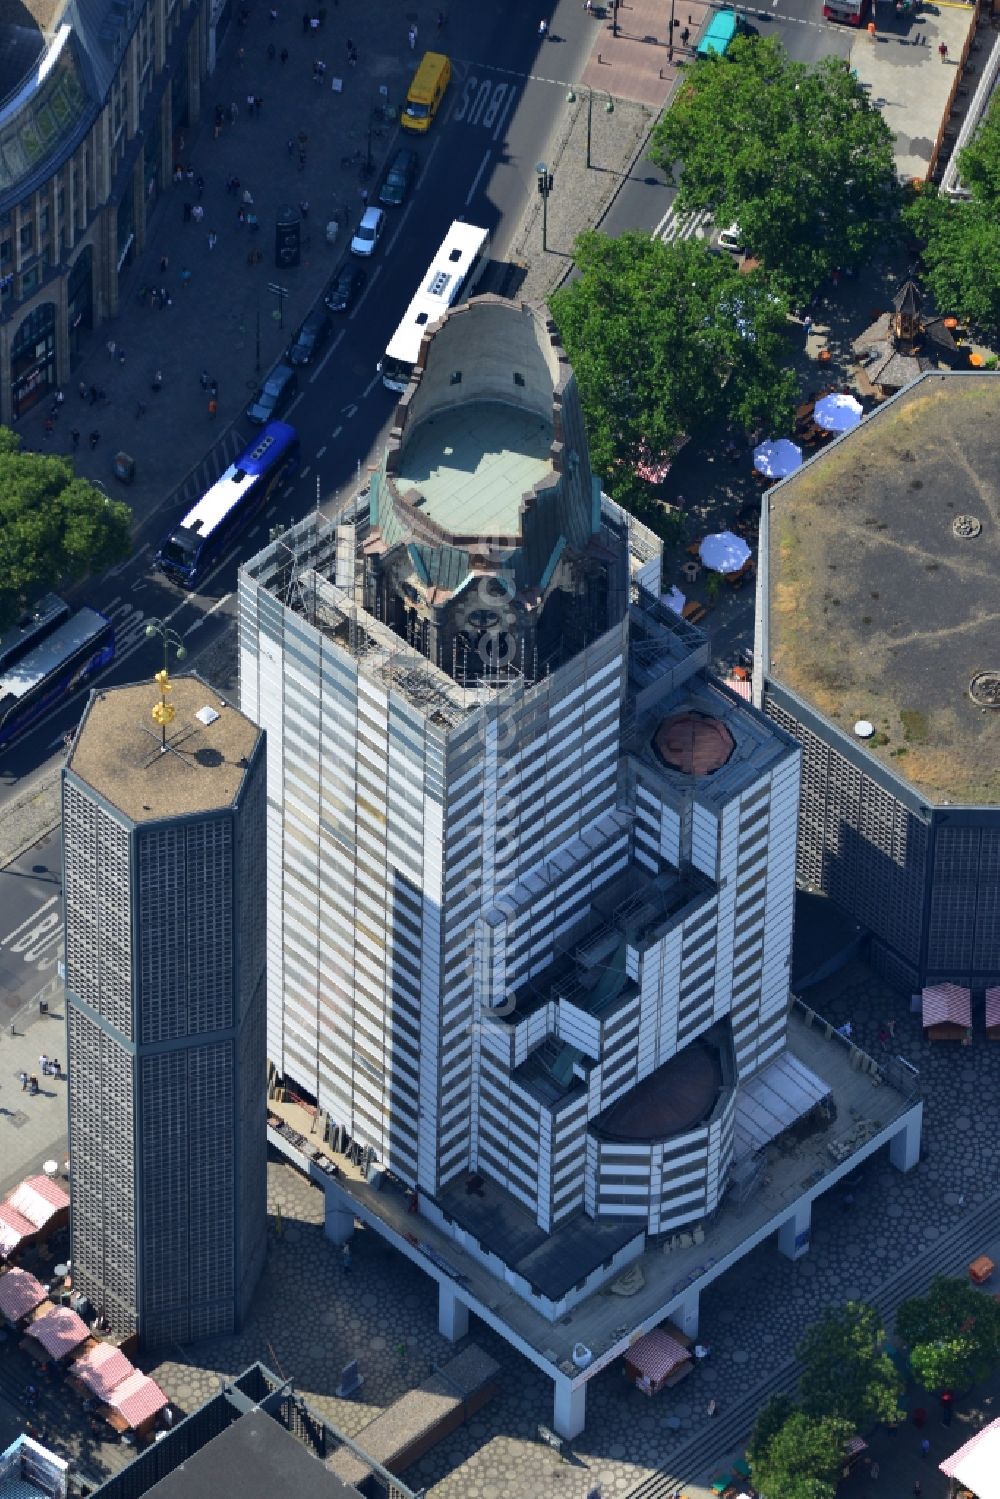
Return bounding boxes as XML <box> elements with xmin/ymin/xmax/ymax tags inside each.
<box><xmin>897</xmin><ymin>1276</ymin><xmax>1000</xmax><ymax>1393</ymax></box>
<box><xmin>797</xmin><ymin>1302</ymin><xmax>903</xmax><ymax>1431</ymax></box>
<box><xmin>902</xmin><ymin>95</ymin><xmax>1000</xmax><ymax>333</ymax></box>
<box><xmin>649</xmin><ymin>37</ymin><xmax>896</xmax><ymax>301</ymax></box>
<box><xmin>550</xmin><ymin>230</ymin><xmax>796</xmax><ymax>515</ymax></box>
<box><xmin>0</xmin><ymin>429</ymin><xmax>132</xmax><ymax>631</ymax></box>
<box><xmin>748</xmin><ymin>1408</ymin><xmax>853</xmax><ymax>1499</ymax></box>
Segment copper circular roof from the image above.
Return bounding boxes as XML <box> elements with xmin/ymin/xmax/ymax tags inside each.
<box><xmin>595</xmin><ymin>1041</ymin><xmax>723</xmax><ymax>1142</ymax></box>
<box><xmin>653</xmin><ymin>712</ymin><xmax>734</xmax><ymax>775</ymax></box>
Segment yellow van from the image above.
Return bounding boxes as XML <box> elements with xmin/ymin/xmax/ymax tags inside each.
<box><xmin>401</xmin><ymin>51</ymin><xmax>451</xmax><ymax>134</ymax></box>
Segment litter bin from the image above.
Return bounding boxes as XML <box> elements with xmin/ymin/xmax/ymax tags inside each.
<box><xmin>113</xmin><ymin>451</ymin><xmax>135</xmax><ymax>483</ymax></box>
<box><xmin>275</xmin><ymin>204</ymin><xmax>302</xmax><ymax>268</ymax></box>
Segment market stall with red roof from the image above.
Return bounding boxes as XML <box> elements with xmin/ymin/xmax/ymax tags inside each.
<box><xmin>622</xmin><ymin>1327</ymin><xmax>693</xmax><ymax>1395</ymax></box>
<box><xmin>68</xmin><ymin>1340</ymin><xmax>136</xmax><ymax>1402</ymax></box>
<box><xmin>101</xmin><ymin>1370</ymin><xmax>169</xmax><ymax>1434</ymax></box>
<box><xmin>0</xmin><ymin>1268</ymin><xmax>48</xmax><ymax>1326</ymax></box>
<box><xmin>986</xmin><ymin>987</ymin><xmax>1000</xmax><ymax>1041</ymax></box>
<box><xmin>921</xmin><ymin>982</ymin><xmax>971</xmax><ymax>1042</ymax></box>
<box><xmin>24</xmin><ymin>1306</ymin><xmax>90</xmax><ymax>1363</ymax></box>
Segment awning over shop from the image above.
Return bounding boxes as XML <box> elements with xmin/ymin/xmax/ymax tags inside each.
<box><xmin>26</xmin><ymin>1307</ymin><xmax>90</xmax><ymax>1360</ymax></box>
<box><xmin>940</xmin><ymin>1414</ymin><xmax>1000</xmax><ymax>1499</ymax></box>
<box><xmin>733</xmin><ymin>1049</ymin><xmax>832</xmax><ymax>1160</ymax></box>
<box><xmin>71</xmin><ymin>1340</ymin><xmax>136</xmax><ymax>1401</ymax></box>
<box><xmin>0</xmin><ymin>1206</ymin><xmax>38</xmax><ymax>1257</ymax></box>
<box><xmin>921</xmin><ymin>983</ymin><xmax>971</xmax><ymax>1031</ymax></box>
<box><xmin>0</xmin><ymin>1268</ymin><xmax>47</xmax><ymax>1324</ymax></box>
<box><xmin>7</xmin><ymin>1176</ymin><xmax>70</xmax><ymax>1231</ymax></box>
<box><xmin>624</xmin><ymin>1328</ymin><xmax>692</xmax><ymax>1383</ymax></box>
<box><xmin>108</xmin><ymin>1371</ymin><xmax>168</xmax><ymax>1429</ymax></box>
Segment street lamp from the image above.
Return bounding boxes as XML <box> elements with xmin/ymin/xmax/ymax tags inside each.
<box><xmin>566</xmin><ymin>87</ymin><xmax>614</xmax><ymax>170</ymax></box>
<box><xmin>144</xmin><ymin>619</ymin><xmax>187</xmax><ymax>750</ymax></box>
<box><xmin>535</xmin><ymin>161</ymin><xmax>553</xmax><ymax>252</ymax></box>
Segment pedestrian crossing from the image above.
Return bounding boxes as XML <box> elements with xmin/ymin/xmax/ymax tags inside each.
<box><xmin>653</xmin><ymin>204</ymin><xmax>714</xmax><ymax>246</ymax></box>
<box><xmin>176</xmin><ymin>426</ymin><xmax>247</xmax><ymax>507</ymax></box>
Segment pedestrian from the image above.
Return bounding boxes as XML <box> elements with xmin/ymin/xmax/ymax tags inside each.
<box><xmin>938</xmin><ymin>41</ymin><xmax>948</xmax><ymax>61</ymax></box>
<box><xmin>920</xmin><ymin>1438</ymin><xmax>930</xmax><ymax>1459</ymax></box>
<box><xmin>27</xmin><ymin>1075</ymin><xmax>38</xmax><ymax>1095</ymax></box>
<box><xmin>183</xmin><ymin>201</ymin><xmax>192</xmax><ymax>221</ymax></box>
<box><xmin>200</xmin><ymin>369</ymin><xmax>210</xmax><ymax>390</ymax></box>
<box><xmin>299</xmin><ymin>199</ymin><xmax>310</xmax><ymax>217</ymax></box>
<box><xmin>342</xmin><ymin>1242</ymin><xmax>352</xmax><ymax>1271</ymax></box>
<box><xmin>39</xmin><ymin>1054</ymin><xmax>49</xmax><ymax>1074</ymax></box>
<box><xmin>247</xmin><ymin>211</ymin><xmax>259</xmax><ymax>231</ymax></box>
<box><xmin>196</xmin><ymin>174</ymin><xmax>205</xmax><ymax>199</ymax></box>
<box><xmin>298</xmin><ymin>150</ymin><xmax>307</xmax><ymax>170</ymax></box>
<box><xmin>298</xmin><ymin>130</ymin><xmax>308</xmax><ymax>148</ymax></box>
<box><xmin>247</xmin><ymin>92</ymin><xmax>256</xmax><ymax>115</ymax></box>
<box><xmin>870</xmin><ymin>1461</ymin><xmax>880</xmax><ymax>1479</ymax></box>
<box><xmin>159</xmin><ymin>254</ymin><xmax>169</xmax><ymax>273</ymax></box>
<box><xmin>302</xmin><ymin>9</ymin><xmax>310</xmax><ymax>29</ymax></box>
<box><xmin>180</xmin><ymin>267</ymin><xmax>191</xmax><ymax>286</ymax></box>
<box><xmin>152</xmin><ymin>370</ymin><xmax>163</xmax><ymax>392</ymax></box>
<box><xmin>207</xmin><ymin>231</ymin><xmax>217</xmax><ymax>250</ymax></box>
<box><xmin>680</xmin><ymin>24</ymin><xmax>689</xmax><ymax>42</ymax></box>
<box><xmin>941</xmin><ymin>1391</ymin><xmax>954</xmax><ymax>1426</ymax></box>
<box><xmin>287</xmin><ymin>137</ymin><xmax>295</xmax><ymax>155</ymax></box>
<box><xmin>437</xmin><ymin>9</ymin><xmax>447</xmax><ymax>28</ymax></box>
<box><xmin>255</xmin><ymin>95</ymin><xmax>264</xmax><ymax>113</ymax></box>
<box><xmin>360</xmin><ymin>186</ymin><xmax>369</xmax><ymax>206</ymax></box>
<box><xmin>237</xmin><ymin>44</ymin><xmax>246</xmax><ymax>66</ymax></box>
<box><xmin>107</xmin><ymin>338</ymin><xmax>116</xmax><ymax>359</ymax></box>
<box><xmin>887</xmin><ymin>1016</ymin><xmax>896</xmax><ymax>1039</ymax></box>
<box><xmin>408</xmin><ymin>23</ymin><xmax>417</xmax><ymax>49</ymax></box>
<box><xmin>913</xmin><ymin>1483</ymin><xmax>921</xmax><ymax>1498</ymax></box>
<box><xmin>209</xmin><ymin>379</ymin><xmax>218</xmax><ymax>397</ymax></box>
<box><xmin>803</xmin><ymin>313</ymin><xmax>813</xmax><ymax>332</ymax></box>
<box><xmin>706</xmin><ymin>1398</ymin><xmax>718</xmax><ymax>1417</ymax></box>
<box><xmin>18</xmin><ymin>1071</ymin><xmax>28</xmax><ymax>1092</ymax></box>
<box><xmin>229</xmin><ymin>101</ymin><xmax>239</xmax><ymax>123</ymax></box>
<box><xmin>242</xmin><ymin>188</ymin><xmax>253</xmax><ymax>205</ymax></box>
<box><xmin>538</xmin><ymin>17</ymin><xmax>548</xmax><ymax>36</ymax></box>
<box><xmin>135</xmin><ymin>401</ymin><xmax>146</xmax><ymax>418</ymax></box>
<box><xmin>89</xmin><ymin>384</ymin><xmax>99</xmax><ymax>404</ymax></box>
<box><xmin>118</xmin><ymin>348</ymin><xmax>126</xmax><ymax>365</ymax></box>
<box><xmin>78</xmin><ymin>380</ymin><xmax>88</xmax><ymax>400</ymax></box>
<box><xmin>867</xmin><ymin>18</ymin><xmax>876</xmax><ymax>38</ymax></box>
<box><xmin>70</xmin><ymin>426</ymin><xmax>80</xmax><ymax>448</ymax></box>
<box><xmin>89</xmin><ymin>429</ymin><xmax>100</xmax><ymax>448</ymax></box>
<box><xmin>269</xmin><ymin>5</ymin><xmax>277</xmax><ymax>19</ymax></box>
<box><xmin>208</xmin><ymin>397</ymin><xmax>218</xmax><ymax>419</ymax></box>
<box><xmin>280</xmin><ymin>47</ymin><xmax>288</xmax><ymax>62</ymax></box>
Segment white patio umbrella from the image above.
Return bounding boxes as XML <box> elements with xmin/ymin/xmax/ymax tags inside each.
<box><xmin>752</xmin><ymin>437</ymin><xmax>803</xmax><ymax>479</ymax></box>
<box><xmin>699</xmin><ymin>531</ymin><xmax>752</xmax><ymax>574</ymax></box>
<box><xmin>813</xmin><ymin>392</ymin><xmax>863</xmax><ymax>433</ymax></box>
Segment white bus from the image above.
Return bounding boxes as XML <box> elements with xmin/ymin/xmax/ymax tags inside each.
<box><xmin>380</xmin><ymin>221</ymin><xmax>490</xmax><ymax>392</ymax></box>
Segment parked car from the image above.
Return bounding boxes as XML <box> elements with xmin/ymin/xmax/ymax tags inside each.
<box><xmin>351</xmin><ymin>206</ymin><xmax>385</xmax><ymax>257</ymax></box>
<box><xmin>287</xmin><ymin>307</ymin><xmax>332</xmax><ymax>366</ymax></box>
<box><xmin>246</xmin><ymin>363</ymin><xmax>298</xmax><ymax>425</ymax></box>
<box><xmin>324</xmin><ymin>263</ymin><xmax>367</xmax><ymax>314</ymax></box>
<box><xmin>716</xmin><ymin>222</ymin><xmax>744</xmax><ymax>256</ymax></box>
<box><xmin>379</xmin><ymin>148</ymin><xmax>418</xmax><ymax>207</ymax></box>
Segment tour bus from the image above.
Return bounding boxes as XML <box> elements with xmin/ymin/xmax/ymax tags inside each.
<box><xmin>401</xmin><ymin>51</ymin><xmax>451</xmax><ymax>134</ymax></box>
<box><xmin>697</xmin><ymin>7</ymin><xmax>739</xmax><ymax>55</ymax></box>
<box><xmin>0</xmin><ymin>594</ymin><xmax>71</xmax><ymax>677</ymax></box>
<box><xmin>0</xmin><ymin>605</ymin><xmax>115</xmax><ymax>750</ymax></box>
<box><xmin>155</xmin><ymin>421</ymin><xmax>300</xmax><ymax>589</ymax></box>
<box><xmin>380</xmin><ymin>221</ymin><xmax>490</xmax><ymax>393</ymax></box>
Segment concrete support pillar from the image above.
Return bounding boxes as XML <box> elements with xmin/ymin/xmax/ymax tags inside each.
<box><xmin>673</xmin><ymin>1287</ymin><xmax>700</xmax><ymax>1339</ymax></box>
<box><xmin>438</xmin><ymin>1283</ymin><xmax>469</xmax><ymax>1342</ymax></box>
<box><xmin>778</xmin><ymin>1197</ymin><xmax>812</xmax><ymax>1261</ymax></box>
<box><xmin>552</xmin><ymin>1373</ymin><xmax>586</xmax><ymax>1440</ymax></box>
<box><xmin>889</xmin><ymin>1101</ymin><xmax>923</xmax><ymax>1174</ymax></box>
<box><xmin>323</xmin><ymin>1193</ymin><xmax>354</xmax><ymax>1244</ymax></box>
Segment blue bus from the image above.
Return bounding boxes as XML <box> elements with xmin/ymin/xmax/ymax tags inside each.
<box><xmin>697</xmin><ymin>8</ymin><xmax>739</xmax><ymax>56</ymax></box>
<box><xmin>0</xmin><ymin>594</ymin><xmax>71</xmax><ymax>677</ymax></box>
<box><xmin>155</xmin><ymin>421</ymin><xmax>300</xmax><ymax>589</ymax></box>
<box><xmin>0</xmin><ymin>605</ymin><xmax>115</xmax><ymax>750</ymax></box>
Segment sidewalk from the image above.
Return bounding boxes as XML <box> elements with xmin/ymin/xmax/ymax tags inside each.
<box><xmin>0</xmin><ymin>1005</ymin><xmax>69</xmax><ymax>1201</ymax></box>
<box><xmin>13</xmin><ymin>0</ymin><xmax>429</xmax><ymax>529</ymax></box>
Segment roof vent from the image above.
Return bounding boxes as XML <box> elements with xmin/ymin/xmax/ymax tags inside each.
<box><xmin>854</xmin><ymin>720</ymin><xmax>874</xmax><ymax>739</ymax></box>
<box><xmin>195</xmin><ymin>705</ymin><xmax>220</xmax><ymax>726</ymax></box>
<box><xmin>953</xmin><ymin>514</ymin><xmax>981</xmax><ymax>539</ymax></box>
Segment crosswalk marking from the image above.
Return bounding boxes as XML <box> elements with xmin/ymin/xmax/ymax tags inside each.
<box><xmin>654</xmin><ymin>204</ymin><xmax>714</xmax><ymax>245</ymax></box>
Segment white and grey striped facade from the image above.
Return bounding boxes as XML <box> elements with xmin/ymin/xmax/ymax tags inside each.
<box><xmin>239</xmin><ymin>297</ymin><xmax>802</xmax><ymax>1315</ymax></box>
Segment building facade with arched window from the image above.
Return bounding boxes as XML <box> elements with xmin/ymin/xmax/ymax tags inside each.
<box><xmin>0</xmin><ymin>0</ymin><xmax>212</xmax><ymax>425</ymax></box>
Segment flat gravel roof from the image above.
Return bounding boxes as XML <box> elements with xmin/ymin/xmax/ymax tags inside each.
<box><xmin>765</xmin><ymin>372</ymin><xmax>1000</xmax><ymax>806</ymax></box>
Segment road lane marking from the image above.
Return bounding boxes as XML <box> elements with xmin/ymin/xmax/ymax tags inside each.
<box><xmin>466</xmin><ymin>150</ymin><xmax>492</xmax><ymax>208</ymax></box>
<box><xmin>286</xmin><ymin>391</ymin><xmax>304</xmax><ymax>417</ymax></box>
<box><xmin>310</xmin><ymin>328</ymin><xmax>346</xmax><ymax>384</ymax></box>
<box><xmin>316</xmin><ymin>445</ymin><xmax>327</xmax><ymax>458</ymax></box>
<box><xmin>360</xmin><ymin>372</ymin><xmax>382</xmax><ymax>400</ymax></box>
<box><xmin>186</xmin><ymin>591</ymin><xmax>233</xmax><ymax>635</ymax></box>
<box><xmin>386</xmin><ymin>202</ymin><xmax>415</xmax><ymax>259</ymax></box>
<box><xmin>348</xmin><ymin>263</ymin><xmax>382</xmax><ymax>321</ymax></box>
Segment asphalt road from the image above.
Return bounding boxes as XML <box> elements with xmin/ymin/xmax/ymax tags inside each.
<box><xmin>601</xmin><ymin>0</ymin><xmax>856</xmax><ymax>242</ymax></box>
<box><xmin>0</xmin><ymin>827</ymin><xmax>63</xmax><ymax>1023</ymax></box>
<box><xmin>0</xmin><ymin>0</ymin><xmax>856</xmax><ymax>811</ymax></box>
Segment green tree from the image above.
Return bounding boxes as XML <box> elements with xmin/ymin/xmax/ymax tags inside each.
<box><xmin>748</xmin><ymin>1393</ymin><xmax>798</xmax><ymax>1472</ymax></box>
<box><xmin>797</xmin><ymin>1302</ymin><xmax>903</xmax><ymax>1431</ymax></box>
<box><xmin>550</xmin><ymin>230</ymin><xmax>795</xmax><ymax>514</ymax></box>
<box><xmin>0</xmin><ymin>429</ymin><xmax>132</xmax><ymax>629</ymax></box>
<box><xmin>902</xmin><ymin>187</ymin><xmax>1000</xmax><ymax>335</ymax></box>
<box><xmin>897</xmin><ymin>1276</ymin><xmax>1000</xmax><ymax>1392</ymax></box>
<box><xmin>649</xmin><ymin>36</ymin><xmax>896</xmax><ymax>301</ymax></box>
<box><xmin>749</xmin><ymin>1409</ymin><xmax>854</xmax><ymax>1499</ymax></box>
